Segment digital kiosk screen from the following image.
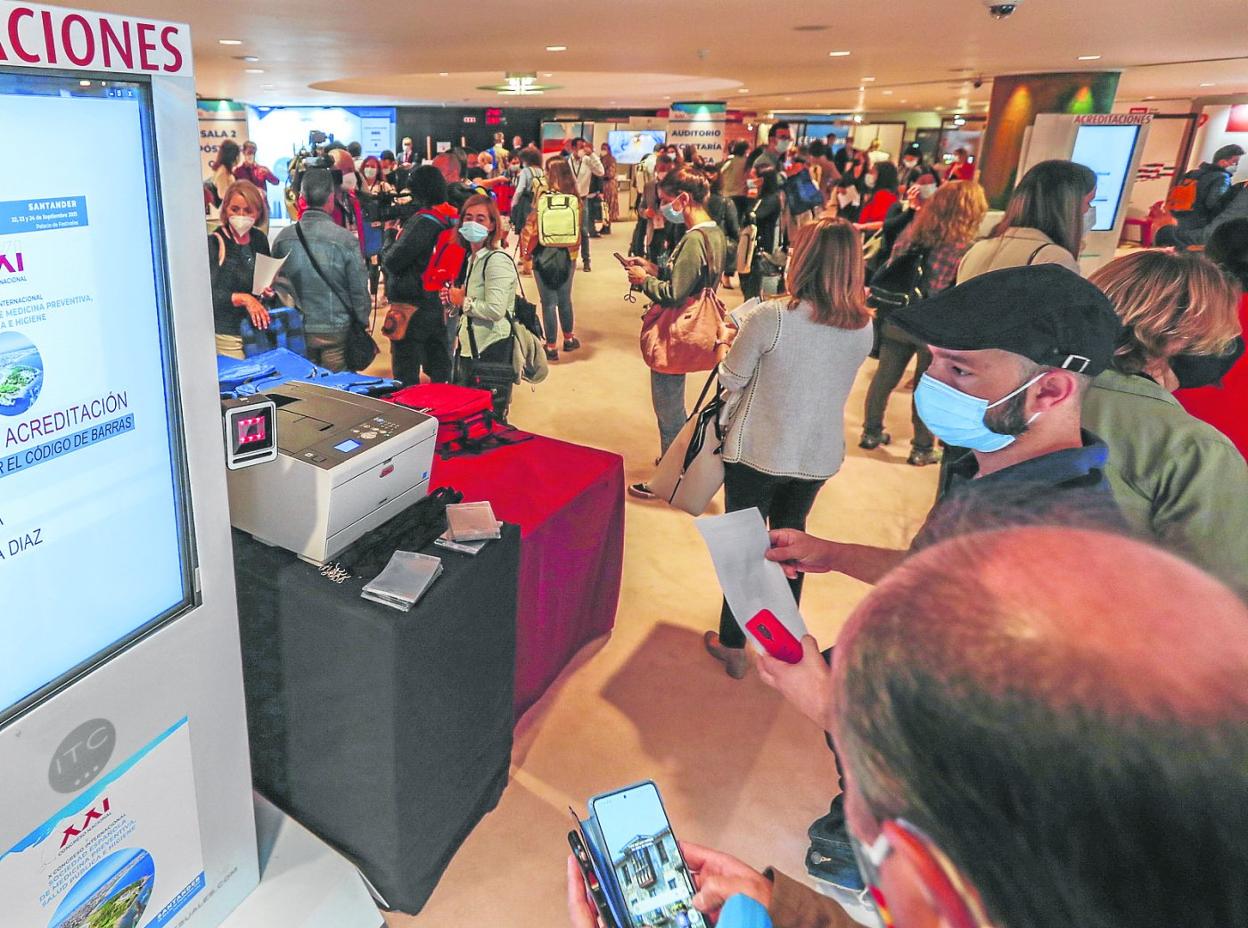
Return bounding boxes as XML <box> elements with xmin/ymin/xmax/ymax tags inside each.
<box><xmin>1071</xmin><ymin>124</ymin><xmax>1141</xmax><ymax>232</ymax></box>
<box><xmin>608</xmin><ymin>130</ymin><xmax>666</xmax><ymax>165</ymax></box>
<box><xmin>0</xmin><ymin>70</ymin><xmax>196</xmax><ymax>721</ymax></box>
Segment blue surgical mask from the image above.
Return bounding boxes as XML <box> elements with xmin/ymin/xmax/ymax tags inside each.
<box><xmin>661</xmin><ymin>200</ymin><xmax>685</xmax><ymax>223</ymax></box>
<box><xmin>459</xmin><ymin>220</ymin><xmax>490</xmax><ymax>243</ymax></box>
<box><xmin>914</xmin><ymin>372</ymin><xmax>1046</xmax><ymax>452</ymax></box>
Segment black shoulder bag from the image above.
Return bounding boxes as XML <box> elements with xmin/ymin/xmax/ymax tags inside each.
<box><xmin>294</xmin><ymin>220</ymin><xmax>379</xmax><ymax>372</ymax></box>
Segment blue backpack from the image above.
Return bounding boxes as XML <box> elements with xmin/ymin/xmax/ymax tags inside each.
<box><xmin>787</xmin><ymin>168</ymin><xmax>824</xmax><ymax>215</ymax></box>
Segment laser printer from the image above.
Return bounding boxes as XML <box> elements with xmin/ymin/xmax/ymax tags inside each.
<box><xmin>226</xmin><ymin>381</ymin><xmax>437</xmax><ymax>564</ymax></box>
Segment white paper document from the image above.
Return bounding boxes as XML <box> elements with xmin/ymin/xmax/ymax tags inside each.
<box><xmin>252</xmin><ymin>252</ymin><xmax>287</xmax><ymax>294</ymax></box>
<box><xmin>695</xmin><ymin>508</ymin><xmax>809</xmax><ymax>653</ymax></box>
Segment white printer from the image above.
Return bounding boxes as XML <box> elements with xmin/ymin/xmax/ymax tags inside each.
<box><xmin>226</xmin><ymin>382</ymin><xmax>438</xmax><ymax>564</ymax></box>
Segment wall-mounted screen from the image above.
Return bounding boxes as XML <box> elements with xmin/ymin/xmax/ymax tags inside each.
<box><xmin>608</xmin><ymin>130</ymin><xmax>666</xmax><ymax>165</ymax></box>
<box><xmin>0</xmin><ymin>69</ymin><xmax>196</xmax><ymax>722</ymax></box>
<box><xmin>1072</xmin><ymin>123</ymin><xmax>1142</xmax><ymax>232</ymax></box>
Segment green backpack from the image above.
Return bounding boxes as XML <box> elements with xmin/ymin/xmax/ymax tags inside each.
<box><xmin>536</xmin><ymin>192</ymin><xmax>581</xmax><ymax>247</ymax></box>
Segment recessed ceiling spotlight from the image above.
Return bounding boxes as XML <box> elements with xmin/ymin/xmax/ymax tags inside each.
<box><xmin>828</xmin><ymin>50</ymin><xmax>851</xmax><ymax>57</ymax></box>
<box><xmin>738</xmin><ymin>88</ymin><xmax>750</xmax><ymax>93</ymax></box>
<box><xmin>245</xmin><ymin>69</ymin><xmax>264</xmax><ymax>74</ymax></box>
<box><xmin>438</xmin><ymin>72</ymin><xmax>449</xmax><ymax>76</ymax></box>
<box><xmin>1077</xmin><ymin>55</ymin><xmax>1101</xmax><ymax>61</ymax></box>
<box><xmin>1144</xmin><ymin>95</ymin><xmax>1157</xmax><ymax>100</ymax></box>
<box><xmin>1200</xmin><ymin>82</ymin><xmax>1216</xmax><ymax>87</ymax></box>
<box><xmin>543</xmin><ymin>72</ymin><xmax>554</xmax><ymax>77</ymax></box>
<box><xmin>900</xmin><ymin>98</ymin><xmax>909</xmax><ymax>103</ymax></box>
<box><xmin>883</xmin><ymin>90</ymin><xmax>894</xmax><ymax>95</ymax></box>
<box><xmin>545</xmin><ymin>45</ymin><xmax>567</xmax><ymax>52</ymax></box>
<box><xmin>861</xmin><ymin>76</ymin><xmax>876</xmax><ymax>82</ymax></box>
<box><xmin>218</xmin><ymin>39</ymin><xmax>242</xmax><ymax>45</ymax></box>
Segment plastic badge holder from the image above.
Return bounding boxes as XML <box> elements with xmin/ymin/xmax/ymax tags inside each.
<box><xmin>361</xmin><ymin>550</ymin><xmax>443</xmax><ymax>612</ymax></box>
<box><xmin>434</xmin><ymin>521</ymin><xmax>504</xmax><ymax>555</ymax></box>
<box><xmin>445</xmin><ymin>501</ymin><xmax>502</xmax><ymax>542</ymax></box>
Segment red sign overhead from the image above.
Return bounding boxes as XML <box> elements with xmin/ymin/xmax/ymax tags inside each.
<box><xmin>0</xmin><ymin>2</ymin><xmax>193</xmax><ymax>76</ymax></box>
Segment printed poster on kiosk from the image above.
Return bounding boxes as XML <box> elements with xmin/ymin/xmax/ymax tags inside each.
<box><xmin>0</xmin><ymin>63</ymin><xmax>196</xmax><ymax>715</ymax></box>
<box><xmin>0</xmin><ymin>719</ymin><xmax>206</xmax><ymax>928</ymax></box>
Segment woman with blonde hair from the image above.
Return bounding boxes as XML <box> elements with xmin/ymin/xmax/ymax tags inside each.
<box><xmin>861</xmin><ymin>180</ymin><xmax>989</xmax><ymax>464</ymax></box>
<box><xmin>1083</xmin><ymin>249</ymin><xmax>1247</xmax><ymax>594</ymax></box>
<box><xmin>208</xmin><ymin>179</ymin><xmax>273</xmax><ymax>359</ymax></box>
<box><xmin>704</xmin><ymin>217</ymin><xmax>874</xmax><ymax>678</ymax></box>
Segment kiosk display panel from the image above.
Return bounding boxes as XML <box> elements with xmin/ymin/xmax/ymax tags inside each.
<box><xmin>1071</xmin><ymin>123</ymin><xmax>1142</xmax><ymax>232</ymax></box>
<box><xmin>0</xmin><ymin>69</ymin><xmax>195</xmax><ymax>721</ymax></box>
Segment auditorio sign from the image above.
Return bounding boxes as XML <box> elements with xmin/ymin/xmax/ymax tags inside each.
<box><xmin>667</xmin><ymin>102</ymin><xmax>727</xmax><ymax>162</ymax></box>
<box><xmin>0</xmin><ymin>2</ymin><xmax>192</xmax><ymax>76</ymax></box>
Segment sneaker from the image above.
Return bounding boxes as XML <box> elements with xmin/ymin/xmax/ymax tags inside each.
<box><xmin>563</xmin><ymin>336</ymin><xmax>581</xmax><ymax>352</ymax></box>
<box><xmin>544</xmin><ymin>346</ymin><xmax>559</xmax><ymax>361</ymax></box>
<box><xmin>859</xmin><ymin>430</ymin><xmax>891</xmax><ymax>450</ymax></box>
<box><xmin>627</xmin><ymin>482</ymin><xmax>655</xmax><ymax>500</ymax></box>
<box><xmin>583</xmin><ymin>259</ymin><xmax>591</xmax><ymax>272</ymax></box>
<box><xmin>602</xmin><ymin>225</ymin><xmax>612</xmax><ymax>234</ymax></box>
<box><xmin>907</xmin><ymin>447</ymin><xmax>940</xmax><ymax>467</ymax></box>
<box><xmin>703</xmin><ymin>631</ymin><xmax>749</xmax><ymax>679</ymax></box>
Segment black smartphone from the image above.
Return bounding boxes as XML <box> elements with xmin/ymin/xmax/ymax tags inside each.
<box><xmin>588</xmin><ymin>781</ymin><xmax>707</xmax><ymax>928</ymax></box>
<box><xmin>613</xmin><ymin>252</ymin><xmax>630</xmax><ymax>267</ymax></box>
<box><xmin>568</xmin><ymin>829</ymin><xmax>619</xmax><ymax>928</ymax></box>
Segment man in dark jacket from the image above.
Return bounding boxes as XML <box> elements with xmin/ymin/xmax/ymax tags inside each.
<box><xmin>383</xmin><ymin>166</ymin><xmax>457</xmax><ymax>384</ymax></box>
<box><xmin>1162</xmin><ymin>143</ymin><xmax>1244</xmax><ymax>247</ymax></box>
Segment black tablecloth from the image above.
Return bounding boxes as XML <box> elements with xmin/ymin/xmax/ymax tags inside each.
<box><xmin>232</xmin><ymin>525</ymin><xmax>519</xmax><ymax>914</ymax></box>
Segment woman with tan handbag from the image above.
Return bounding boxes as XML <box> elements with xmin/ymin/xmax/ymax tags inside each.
<box><xmin>625</xmin><ymin>167</ymin><xmax>727</xmax><ymax>498</ymax></box>
<box><xmin>704</xmin><ymin>218</ymin><xmax>873</xmax><ymax>678</ymax></box>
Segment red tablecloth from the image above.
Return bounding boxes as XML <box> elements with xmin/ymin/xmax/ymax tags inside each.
<box><xmin>431</xmin><ymin>433</ymin><xmax>625</xmax><ymax>717</ymax></box>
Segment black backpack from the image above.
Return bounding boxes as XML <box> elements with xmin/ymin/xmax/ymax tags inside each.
<box><xmin>867</xmin><ymin>248</ymin><xmax>928</xmax><ymax>313</ymax></box>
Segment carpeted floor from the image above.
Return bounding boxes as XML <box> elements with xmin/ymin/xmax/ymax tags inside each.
<box><xmin>372</xmin><ymin>221</ymin><xmax>938</xmax><ymax>926</ymax></box>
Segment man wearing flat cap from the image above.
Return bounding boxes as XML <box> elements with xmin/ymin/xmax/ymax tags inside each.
<box><xmin>749</xmin><ymin>265</ymin><xmax>1132</xmax><ymax>902</ymax></box>
<box><xmin>768</xmin><ymin>264</ymin><xmax>1128</xmax><ymax>583</ymax></box>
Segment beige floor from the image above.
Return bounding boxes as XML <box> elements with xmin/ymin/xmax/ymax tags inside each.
<box><xmin>373</xmin><ymin>224</ymin><xmax>938</xmax><ymax>926</ymax></box>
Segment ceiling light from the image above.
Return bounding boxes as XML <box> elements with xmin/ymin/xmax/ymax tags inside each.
<box><xmin>935</xmin><ymin>105</ymin><xmax>945</xmax><ymax>111</ymax></box>
<box><xmin>1144</xmin><ymin>95</ymin><xmax>1157</xmax><ymax>100</ymax></box>
<box><xmin>438</xmin><ymin>72</ymin><xmax>449</xmax><ymax>76</ymax></box>
<box><xmin>545</xmin><ymin>45</ymin><xmax>567</xmax><ymax>52</ymax></box>
<box><xmin>1200</xmin><ymin>82</ymin><xmax>1216</xmax><ymax>87</ymax></box>
<box><xmin>861</xmin><ymin>76</ymin><xmax>876</xmax><ymax>82</ymax></box>
<box><xmin>738</xmin><ymin>88</ymin><xmax>750</xmax><ymax>94</ymax></box>
<box><xmin>828</xmin><ymin>50</ymin><xmax>851</xmax><ymax>57</ymax></box>
<box><xmin>239</xmin><ymin>55</ymin><xmax>260</xmax><ymax>62</ymax></box>
<box><xmin>479</xmin><ymin>72</ymin><xmax>559</xmax><ymax>96</ymax></box>
<box><xmin>883</xmin><ymin>90</ymin><xmax>894</xmax><ymax>95</ymax></box>
<box><xmin>1077</xmin><ymin>55</ymin><xmax>1101</xmax><ymax>61</ymax></box>
<box><xmin>218</xmin><ymin>39</ymin><xmax>242</xmax><ymax>45</ymax></box>
<box><xmin>858</xmin><ymin>85</ymin><xmax>866</xmax><ymax>91</ymax></box>
<box><xmin>245</xmin><ymin>68</ymin><xmax>264</xmax><ymax>74</ymax></box>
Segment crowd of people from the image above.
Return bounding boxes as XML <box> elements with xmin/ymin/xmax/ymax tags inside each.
<box><xmin>204</xmin><ymin>126</ymin><xmax>1248</xmax><ymax>928</ymax></box>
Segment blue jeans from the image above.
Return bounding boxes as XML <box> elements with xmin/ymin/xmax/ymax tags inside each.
<box><xmin>580</xmin><ymin>203</ymin><xmax>593</xmax><ymax>262</ymax></box>
<box><xmin>535</xmin><ymin>266</ymin><xmax>575</xmax><ymax>344</ymax></box>
<box><xmin>651</xmin><ymin>370</ymin><xmax>687</xmax><ymax>456</ymax></box>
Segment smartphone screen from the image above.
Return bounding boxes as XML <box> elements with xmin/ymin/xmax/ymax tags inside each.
<box><xmin>590</xmin><ymin>782</ymin><xmax>707</xmax><ymax>928</ymax></box>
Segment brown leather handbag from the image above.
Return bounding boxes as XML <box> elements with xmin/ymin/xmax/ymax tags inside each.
<box><xmin>639</xmin><ymin>229</ymin><xmax>726</xmax><ymax>375</ymax></box>
<box><xmin>382</xmin><ymin>302</ymin><xmax>419</xmax><ymax>340</ymax></box>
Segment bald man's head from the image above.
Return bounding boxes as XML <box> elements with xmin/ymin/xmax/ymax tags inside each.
<box><xmin>832</xmin><ymin>528</ymin><xmax>1248</xmax><ymax>928</ymax></box>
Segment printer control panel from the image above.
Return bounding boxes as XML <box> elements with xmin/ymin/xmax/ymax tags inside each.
<box><xmin>296</xmin><ymin>414</ymin><xmax>427</xmax><ymax>469</ymax></box>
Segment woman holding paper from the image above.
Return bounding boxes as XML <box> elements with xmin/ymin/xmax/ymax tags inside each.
<box><xmin>704</xmin><ymin>218</ymin><xmax>873</xmax><ymax>679</ymax></box>
<box><xmin>208</xmin><ymin>180</ymin><xmax>275</xmax><ymax>359</ymax></box>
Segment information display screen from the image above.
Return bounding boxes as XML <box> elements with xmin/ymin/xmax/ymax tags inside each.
<box><xmin>1071</xmin><ymin>124</ymin><xmax>1141</xmax><ymax>232</ymax></box>
<box><xmin>608</xmin><ymin>130</ymin><xmax>666</xmax><ymax>165</ymax></box>
<box><xmin>0</xmin><ymin>70</ymin><xmax>195</xmax><ymax>721</ymax></box>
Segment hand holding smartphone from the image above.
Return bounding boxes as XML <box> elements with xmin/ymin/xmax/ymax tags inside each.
<box><xmin>746</xmin><ymin>609</ymin><xmax>803</xmax><ymax>663</ymax></box>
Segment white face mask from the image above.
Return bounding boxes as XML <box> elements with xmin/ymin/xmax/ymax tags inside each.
<box><xmin>864</xmin><ymin>174</ymin><xmax>877</xmax><ymax>189</ymax></box>
<box><xmin>918</xmin><ymin>184</ymin><xmax>938</xmax><ymax>200</ymax></box>
<box><xmin>228</xmin><ymin>215</ymin><xmax>256</xmax><ymax>236</ymax></box>
<box><xmin>363</xmin><ymin>167</ymin><xmax>378</xmax><ymax>180</ymax></box>
<box><xmin>1083</xmin><ymin>206</ymin><xmax>1098</xmax><ymax>233</ymax></box>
